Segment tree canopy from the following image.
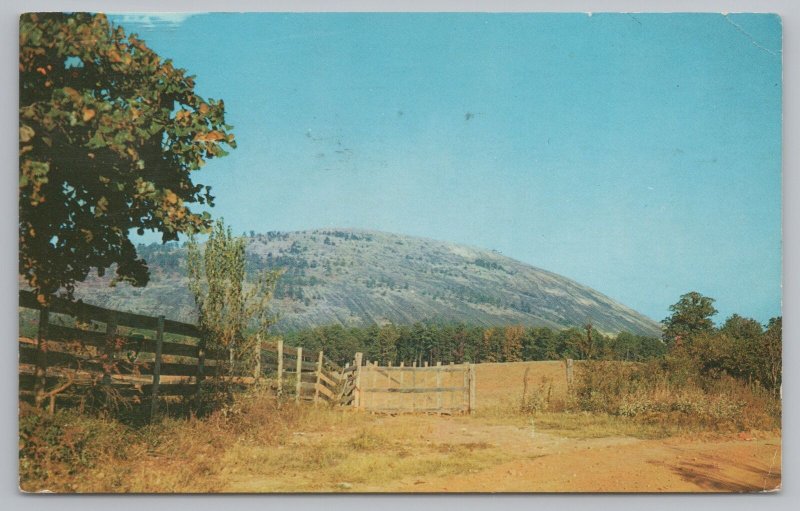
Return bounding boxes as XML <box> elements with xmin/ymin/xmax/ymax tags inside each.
<box><xmin>661</xmin><ymin>291</ymin><xmax>717</xmax><ymax>345</ymax></box>
<box><xmin>19</xmin><ymin>13</ymin><xmax>235</xmax><ymax>303</ymax></box>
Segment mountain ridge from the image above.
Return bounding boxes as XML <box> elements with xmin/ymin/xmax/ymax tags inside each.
<box><xmin>71</xmin><ymin>228</ymin><xmax>662</xmax><ymax>337</ymax></box>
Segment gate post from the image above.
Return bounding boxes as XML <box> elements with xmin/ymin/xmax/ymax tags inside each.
<box><xmin>314</xmin><ymin>350</ymin><xmax>323</xmax><ymax>405</ymax></box>
<box><xmin>353</xmin><ymin>352</ymin><xmax>363</xmax><ymax>409</ymax></box>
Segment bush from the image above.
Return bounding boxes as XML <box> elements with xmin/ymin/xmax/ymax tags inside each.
<box><xmin>19</xmin><ymin>404</ymin><xmax>134</xmax><ymax>491</ymax></box>
<box><xmin>569</xmin><ymin>360</ymin><xmax>780</xmax><ymax>432</ymax></box>
<box><xmin>520</xmin><ymin>376</ymin><xmax>554</xmax><ymax>414</ymax></box>
<box><xmin>18</xmin><ymin>386</ymin><xmax>322</xmax><ymax>492</ymax></box>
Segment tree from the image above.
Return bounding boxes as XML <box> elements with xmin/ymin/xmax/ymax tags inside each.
<box><xmin>719</xmin><ymin>314</ymin><xmax>764</xmax><ymax>379</ymax></box>
<box><xmin>501</xmin><ymin>325</ymin><xmax>524</xmax><ymax>362</ymax></box>
<box><xmin>375</xmin><ymin>324</ymin><xmax>400</xmax><ymax>365</ymax></box>
<box><xmin>20</xmin><ymin>13</ymin><xmax>235</xmax><ymax>304</ymax></box>
<box><xmin>575</xmin><ymin>322</ymin><xmax>598</xmax><ymax>360</ymax></box>
<box><xmin>661</xmin><ymin>292</ymin><xmax>718</xmax><ymax>346</ymax></box>
<box><xmin>481</xmin><ymin>328</ymin><xmax>501</xmax><ymax>362</ymax></box>
<box><xmin>187</xmin><ymin>221</ymin><xmax>279</xmax><ymax>376</ymax></box>
<box><xmin>523</xmin><ymin>327</ymin><xmax>558</xmax><ymax>360</ymax></box>
<box><xmin>760</xmin><ymin>317</ymin><xmax>782</xmax><ymax>393</ymax></box>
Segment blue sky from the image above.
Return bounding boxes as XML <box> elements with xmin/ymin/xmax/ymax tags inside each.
<box><xmin>110</xmin><ymin>13</ymin><xmax>782</xmax><ymax>325</ymax></box>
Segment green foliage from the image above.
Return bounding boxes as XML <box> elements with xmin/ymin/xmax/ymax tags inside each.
<box><xmin>659</xmin><ymin>291</ymin><xmax>781</xmax><ymax>396</ymax></box>
<box><xmin>661</xmin><ymin>291</ymin><xmax>717</xmax><ymax>345</ymax></box>
<box><xmin>283</xmin><ymin>322</ymin><xmax>665</xmax><ymax>367</ymax></box>
<box><xmin>673</xmin><ymin>314</ymin><xmax>782</xmax><ymax>395</ymax></box>
<box><xmin>375</xmin><ymin>324</ymin><xmax>400</xmax><ymax>365</ymax></box>
<box><xmin>19</xmin><ymin>13</ymin><xmax>235</xmax><ymax>303</ymax></box>
<box><xmin>187</xmin><ymin>220</ymin><xmax>279</xmax><ymax>376</ymax></box>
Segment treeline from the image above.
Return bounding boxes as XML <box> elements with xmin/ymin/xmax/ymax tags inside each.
<box><xmin>281</xmin><ymin>323</ymin><xmax>666</xmax><ymax>367</ymax></box>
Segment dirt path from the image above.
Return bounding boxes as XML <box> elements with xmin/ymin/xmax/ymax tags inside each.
<box><xmin>220</xmin><ymin>413</ymin><xmax>781</xmax><ymax>493</ymax></box>
<box><xmin>390</xmin><ymin>428</ymin><xmax>781</xmax><ymax>492</ymax></box>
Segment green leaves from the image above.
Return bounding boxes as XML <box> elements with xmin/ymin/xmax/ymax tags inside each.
<box><xmin>661</xmin><ymin>291</ymin><xmax>718</xmax><ymax>345</ymax></box>
<box><xmin>19</xmin><ymin>13</ymin><xmax>235</xmax><ymax>301</ymax></box>
<box><xmin>187</xmin><ymin>221</ymin><xmax>279</xmax><ymax>378</ymax></box>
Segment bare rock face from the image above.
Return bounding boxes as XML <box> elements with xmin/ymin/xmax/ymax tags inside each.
<box><xmin>75</xmin><ymin>228</ymin><xmax>661</xmax><ymax>336</ymax></box>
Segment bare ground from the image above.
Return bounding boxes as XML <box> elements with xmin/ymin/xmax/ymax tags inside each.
<box><xmin>217</xmin><ymin>412</ymin><xmax>780</xmax><ymax>493</ymax></box>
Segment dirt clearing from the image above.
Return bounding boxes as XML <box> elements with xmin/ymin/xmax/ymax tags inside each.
<box><xmin>217</xmin><ymin>412</ymin><xmax>780</xmax><ymax>493</ymax></box>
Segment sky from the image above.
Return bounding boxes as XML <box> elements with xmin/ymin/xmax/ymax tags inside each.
<box><xmin>108</xmin><ymin>13</ymin><xmax>782</xmax><ymax>325</ymax></box>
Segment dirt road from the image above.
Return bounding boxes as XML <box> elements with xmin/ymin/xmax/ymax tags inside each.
<box><xmin>221</xmin><ymin>412</ymin><xmax>781</xmax><ymax>493</ymax></box>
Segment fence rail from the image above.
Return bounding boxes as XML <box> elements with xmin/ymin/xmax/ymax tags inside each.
<box><xmin>339</xmin><ymin>354</ymin><xmax>476</xmax><ymax>414</ymax></box>
<box><xmin>19</xmin><ymin>291</ymin><xmax>479</xmax><ymax>417</ymax></box>
<box><xmin>18</xmin><ymin>291</ymin><xmax>345</xmax><ymax>416</ymax></box>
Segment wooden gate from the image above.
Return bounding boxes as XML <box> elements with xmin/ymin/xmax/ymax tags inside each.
<box><xmin>344</xmin><ymin>354</ymin><xmax>475</xmax><ymax>414</ymax></box>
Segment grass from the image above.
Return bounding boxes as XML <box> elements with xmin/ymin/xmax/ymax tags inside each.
<box><xmin>19</xmin><ymin>388</ymin><xmax>516</xmax><ymax>493</ymax></box>
<box><xmin>474</xmin><ymin>403</ymin><xmax>677</xmax><ymax>439</ymax></box>
<box><xmin>19</xmin><ymin>359</ymin><xmax>782</xmax><ymax>493</ymax></box>
<box><xmin>530</xmin><ymin>412</ymin><xmax>680</xmax><ymax>439</ymax></box>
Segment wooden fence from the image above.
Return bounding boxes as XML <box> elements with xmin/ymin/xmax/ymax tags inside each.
<box><xmin>18</xmin><ymin>291</ymin><xmax>344</xmax><ymax>416</ymax></box>
<box><xmin>340</xmin><ymin>353</ymin><xmax>476</xmax><ymax>414</ymax></box>
<box><xmin>19</xmin><ymin>291</ymin><xmax>479</xmax><ymax>417</ymax></box>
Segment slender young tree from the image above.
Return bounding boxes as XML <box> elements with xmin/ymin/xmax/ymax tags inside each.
<box><xmin>187</xmin><ymin>220</ymin><xmax>280</xmax><ymax>376</ymax></box>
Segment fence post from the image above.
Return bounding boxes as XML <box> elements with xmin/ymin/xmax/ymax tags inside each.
<box><xmin>195</xmin><ymin>337</ymin><xmax>206</xmax><ymax>407</ymax></box>
<box><xmin>277</xmin><ymin>339</ymin><xmax>284</xmax><ymax>396</ymax></box>
<box><xmin>295</xmin><ymin>347</ymin><xmax>303</xmax><ymax>402</ymax></box>
<box><xmin>254</xmin><ymin>334</ymin><xmax>262</xmax><ymax>381</ymax></box>
<box><xmin>468</xmin><ymin>364</ymin><xmax>476</xmax><ymax>415</ymax></box>
<box><xmin>411</xmin><ymin>363</ymin><xmax>417</xmax><ymax>412</ymax></box>
<box><xmin>103</xmin><ymin>311</ymin><xmax>118</xmax><ymax>389</ymax></box>
<box><xmin>314</xmin><ymin>350</ymin><xmax>323</xmax><ymax>405</ymax></box>
<box><xmin>34</xmin><ymin>307</ymin><xmax>50</xmax><ymax>409</ymax></box>
<box><xmin>150</xmin><ymin>315</ymin><xmax>165</xmax><ymax>420</ymax></box>
<box><xmin>370</xmin><ymin>360</ymin><xmax>378</xmax><ymax>410</ymax></box>
<box><xmin>436</xmin><ymin>362</ymin><xmax>442</xmax><ymax>411</ymax></box>
<box><xmin>353</xmin><ymin>352</ymin><xmax>363</xmax><ymax>409</ymax></box>
<box><xmin>565</xmin><ymin>358</ymin><xmax>574</xmax><ymax>391</ymax></box>
<box><xmin>463</xmin><ymin>366</ymin><xmax>469</xmax><ymax>413</ymax></box>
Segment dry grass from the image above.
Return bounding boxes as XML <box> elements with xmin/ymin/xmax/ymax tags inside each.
<box><xmin>474</xmin><ymin>360</ymin><xmax>780</xmax><ymax>440</ymax></box>
<box><xmin>19</xmin><ymin>387</ymin><xmax>514</xmax><ymax>493</ymax></box>
<box><xmin>20</xmin><ymin>360</ymin><xmax>781</xmax><ymax>493</ymax></box>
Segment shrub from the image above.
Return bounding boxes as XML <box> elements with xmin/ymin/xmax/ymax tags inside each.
<box><xmin>19</xmin><ymin>404</ymin><xmax>134</xmax><ymax>491</ymax></box>
<box><xmin>520</xmin><ymin>376</ymin><xmax>554</xmax><ymax>415</ymax></box>
<box><xmin>570</xmin><ymin>360</ymin><xmax>780</xmax><ymax>432</ymax></box>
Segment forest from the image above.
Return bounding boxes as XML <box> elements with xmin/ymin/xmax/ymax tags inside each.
<box><xmin>282</xmin><ymin>322</ymin><xmax>665</xmax><ymax>367</ymax></box>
